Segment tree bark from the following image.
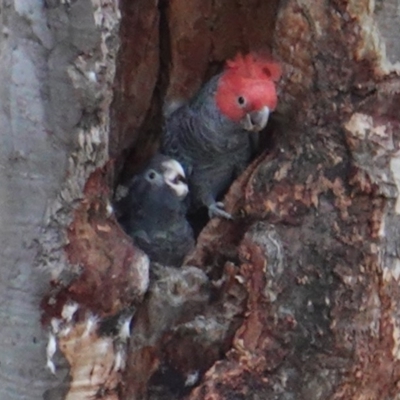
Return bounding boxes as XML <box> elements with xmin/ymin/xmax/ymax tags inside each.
<box><xmin>0</xmin><ymin>0</ymin><xmax>124</xmax><ymax>399</ymax></box>
<box><xmin>184</xmin><ymin>1</ymin><xmax>400</xmax><ymax>399</ymax></box>
<box><xmin>1</xmin><ymin>0</ymin><xmax>400</xmax><ymax>399</ymax></box>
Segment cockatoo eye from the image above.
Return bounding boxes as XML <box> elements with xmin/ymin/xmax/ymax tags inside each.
<box><xmin>237</xmin><ymin>96</ymin><xmax>246</xmax><ymax>106</ymax></box>
<box><xmin>146</xmin><ymin>170</ymin><xmax>158</xmax><ymax>181</ymax></box>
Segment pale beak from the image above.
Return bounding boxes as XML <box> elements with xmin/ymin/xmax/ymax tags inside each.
<box><xmin>241</xmin><ymin>106</ymin><xmax>270</xmax><ymax>132</ymax></box>
<box><xmin>162</xmin><ymin>159</ymin><xmax>189</xmax><ymax>199</ymax></box>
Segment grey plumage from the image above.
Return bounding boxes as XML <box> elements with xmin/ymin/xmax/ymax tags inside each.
<box><xmin>161</xmin><ymin>75</ymin><xmax>267</xmax><ymax>220</ymax></box>
<box><xmin>115</xmin><ymin>154</ymin><xmax>194</xmax><ymax>267</ymax></box>
<box><xmin>162</xmin><ymin>78</ymin><xmax>245</xmax><ymax>219</ymax></box>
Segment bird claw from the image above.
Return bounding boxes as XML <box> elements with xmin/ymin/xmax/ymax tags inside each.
<box><xmin>208</xmin><ymin>202</ymin><xmax>233</xmax><ymax>220</ymax></box>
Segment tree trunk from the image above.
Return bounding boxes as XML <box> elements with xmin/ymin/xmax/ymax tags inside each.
<box><xmin>1</xmin><ymin>0</ymin><xmax>400</xmax><ymax>399</ymax></box>
<box><xmin>0</xmin><ymin>0</ymin><xmax>125</xmax><ymax>398</ymax></box>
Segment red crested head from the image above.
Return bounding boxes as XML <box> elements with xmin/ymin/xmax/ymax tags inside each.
<box><xmin>215</xmin><ymin>52</ymin><xmax>281</xmax><ymax>128</ymax></box>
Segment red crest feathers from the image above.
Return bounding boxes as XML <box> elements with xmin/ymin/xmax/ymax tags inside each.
<box><xmin>225</xmin><ymin>52</ymin><xmax>281</xmax><ymax>82</ymax></box>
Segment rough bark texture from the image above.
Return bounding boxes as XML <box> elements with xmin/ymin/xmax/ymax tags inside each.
<box><xmin>183</xmin><ymin>1</ymin><xmax>400</xmax><ymax>399</ymax></box>
<box><xmin>0</xmin><ymin>1</ymin><xmax>67</xmax><ymax>397</ymax></box>
<box><xmin>116</xmin><ymin>0</ymin><xmax>400</xmax><ymax>399</ymax></box>
<box><xmin>0</xmin><ymin>0</ymin><xmax>108</xmax><ymax>398</ymax></box>
<box><xmin>0</xmin><ymin>0</ymin><xmax>133</xmax><ymax>399</ymax></box>
<box><xmin>1</xmin><ymin>0</ymin><xmax>400</xmax><ymax>399</ymax></box>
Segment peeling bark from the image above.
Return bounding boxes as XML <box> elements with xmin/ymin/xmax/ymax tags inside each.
<box><xmin>0</xmin><ymin>0</ymin><xmax>125</xmax><ymax>399</ymax></box>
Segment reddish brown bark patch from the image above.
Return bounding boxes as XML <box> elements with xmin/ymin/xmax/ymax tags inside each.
<box><xmin>42</xmin><ymin>166</ymin><xmax>148</xmax><ymax>322</ymax></box>
<box><xmin>110</xmin><ymin>0</ymin><xmax>160</xmax><ymax>160</ymax></box>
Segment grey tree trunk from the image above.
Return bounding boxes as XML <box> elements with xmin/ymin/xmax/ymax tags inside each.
<box><xmin>0</xmin><ymin>1</ymin><xmax>120</xmax><ymax>398</ymax></box>
<box><xmin>1</xmin><ymin>0</ymin><xmax>400</xmax><ymax>400</ymax></box>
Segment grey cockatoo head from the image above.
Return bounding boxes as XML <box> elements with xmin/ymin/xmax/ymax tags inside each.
<box><xmin>114</xmin><ymin>154</ymin><xmax>194</xmax><ymax>267</ymax></box>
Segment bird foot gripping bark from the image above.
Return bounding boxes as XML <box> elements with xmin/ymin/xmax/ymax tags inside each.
<box><xmin>208</xmin><ymin>202</ymin><xmax>233</xmax><ymax>220</ymax></box>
